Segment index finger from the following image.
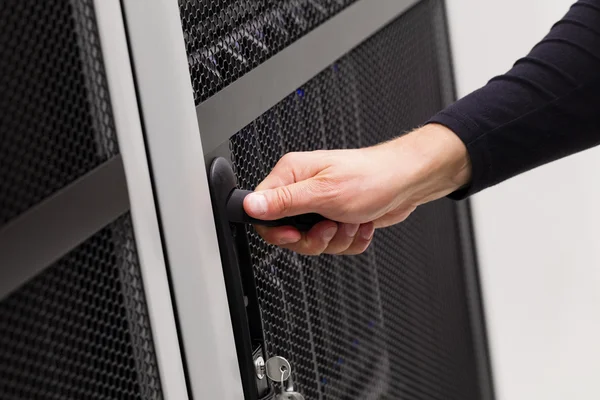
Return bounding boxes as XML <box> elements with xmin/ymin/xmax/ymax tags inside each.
<box><xmin>255</xmin><ymin>151</ymin><xmax>325</xmax><ymax>191</ymax></box>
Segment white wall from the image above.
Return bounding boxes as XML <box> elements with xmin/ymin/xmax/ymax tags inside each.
<box><xmin>444</xmin><ymin>1</ymin><xmax>600</xmax><ymax>399</ymax></box>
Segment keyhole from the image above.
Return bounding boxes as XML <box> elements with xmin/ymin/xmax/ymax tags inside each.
<box><xmin>280</xmin><ymin>365</ymin><xmax>288</xmax><ymax>374</ymax></box>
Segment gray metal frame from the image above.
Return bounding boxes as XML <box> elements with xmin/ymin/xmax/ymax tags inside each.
<box><xmin>93</xmin><ymin>1</ymin><xmax>190</xmax><ymax>398</ymax></box>
<box><xmin>197</xmin><ymin>0</ymin><xmax>420</xmax><ymax>155</ymax></box>
<box><xmin>0</xmin><ymin>157</ymin><xmax>127</xmax><ymax>299</ymax></box>
<box><xmin>119</xmin><ymin>1</ymin><xmax>245</xmax><ymax>399</ymax></box>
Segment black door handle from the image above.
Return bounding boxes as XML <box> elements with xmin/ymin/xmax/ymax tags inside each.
<box><xmin>226</xmin><ymin>189</ymin><xmax>327</xmax><ymax>232</ymax></box>
<box><xmin>208</xmin><ymin>157</ymin><xmax>273</xmax><ymax>400</ymax></box>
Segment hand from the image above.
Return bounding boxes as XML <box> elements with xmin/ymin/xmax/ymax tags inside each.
<box><xmin>243</xmin><ymin>123</ymin><xmax>471</xmax><ymax>255</ymax></box>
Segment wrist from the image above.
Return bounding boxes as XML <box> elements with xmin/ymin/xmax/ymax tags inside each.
<box><xmin>389</xmin><ymin>123</ymin><xmax>472</xmax><ymax>204</ymax></box>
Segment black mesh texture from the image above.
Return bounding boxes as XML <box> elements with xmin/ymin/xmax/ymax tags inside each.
<box><xmin>0</xmin><ymin>214</ymin><xmax>164</xmax><ymax>400</ymax></box>
<box><xmin>179</xmin><ymin>0</ymin><xmax>359</xmax><ymax>104</ymax></box>
<box><xmin>0</xmin><ymin>0</ymin><xmax>118</xmax><ymax>226</ymax></box>
<box><xmin>230</xmin><ymin>1</ymin><xmax>483</xmax><ymax>399</ymax></box>
<box><xmin>0</xmin><ymin>2</ymin><xmax>163</xmax><ymax>396</ymax></box>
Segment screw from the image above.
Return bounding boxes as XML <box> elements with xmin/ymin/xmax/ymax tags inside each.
<box><xmin>255</xmin><ymin>356</ymin><xmax>265</xmax><ymax>380</ymax></box>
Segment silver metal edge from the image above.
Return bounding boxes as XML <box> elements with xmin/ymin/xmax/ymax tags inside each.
<box><xmin>120</xmin><ymin>0</ymin><xmax>244</xmax><ymax>399</ymax></box>
<box><xmin>0</xmin><ymin>157</ymin><xmax>128</xmax><ymax>299</ymax></box>
<box><xmin>197</xmin><ymin>0</ymin><xmax>420</xmax><ymax>155</ymax></box>
<box><xmin>93</xmin><ymin>1</ymin><xmax>190</xmax><ymax>398</ymax></box>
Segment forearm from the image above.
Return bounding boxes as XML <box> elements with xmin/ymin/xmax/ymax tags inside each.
<box><xmin>428</xmin><ymin>0</ymin><xmax>600</xmax><ymax>199</ymax></box>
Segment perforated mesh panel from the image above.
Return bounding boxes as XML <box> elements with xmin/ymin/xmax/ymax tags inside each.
<box><xmin>0</xmin><ymin>0</ymin><xmax>118</xmax><ymax>226</ymax></box>
<box><xmin>230</xmin><ymin>1</ymin><xmax>483</xmax><ymax>399</ymax></box>
<box><xmin>0</xmin><ymin>1</ymin><xmax>164</xmax><ymax>398</ymax></box>
<box><xmin>0</xmin><ymin>214</ymin><xmax>163</xmax><ymax>400</ymax></box>
<box><xmin>179</xmin><ymin>0</ymin><xmax>359</xmax><ymax>104</ymax></box>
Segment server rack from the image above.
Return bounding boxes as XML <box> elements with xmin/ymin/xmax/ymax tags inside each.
<box><xmin>0</xmin><ymin>0</ymin><xmax>494</xmax><ymax>399</ymax></box>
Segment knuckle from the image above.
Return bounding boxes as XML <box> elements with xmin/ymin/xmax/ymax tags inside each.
<box><xmin>323</xmin><ymin>242</ymin><xmax>341</xmax><ymax>255</ymax></box>
<box><xmin>359</xmin><ymin>239</ymin><xmax>373</xmax><ymax>253</ymax></box>
<box><xmin>345</xmin><ymin>240</ymin><xmax>372</xmax><ymax>255</ymax></box>
<box><xmin>325</xmin><ymin>245</ymin><xmax>346</xmax><ymax>256</ymax></box>
<box><xmin>302</xmin><ymin>241</ymin><xmax>325</xmax><ymax>256</ymax></box>
<box><xmin>281</xmin><ymin>152</ymin><xmax>300</xmax><ymax>166</ymax></box>
<box><xmin>312</xmin><ymin>177</ymin><xmax>337</xmax><ymax>193</ymax></box>
<box><xmin>336</xmin><ymin>236</ymin><xmax>356</xmax><ymax>254</ymax></box>
<box><xmin>274</xmin><ymin>185</ymin><xmax>294</xmax><ymax>214</ymax></box>
<box><xmin>303</xmin><ymin>245</ymin><xmax>323</xmax><ymax>256</ymax></box>
<box><xmin>310</xmin><ymin>178</ymin><xmax>341</xmax><ymax>206</ymax></box>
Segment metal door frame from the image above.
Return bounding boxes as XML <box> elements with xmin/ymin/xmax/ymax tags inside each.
<box><xmin>120</xmin><ymin>0</ymin><xmax>245</xmax><ymax>399</ymax></box>
<box><xmin>94</xmin><ymin>1</ymin><xmax>190</xmax><ymax>398</ymax></box>
<box><xmin>0</xmin><ymin>1</ymin><xmax>190</xmax><ymax>398</ymax></box>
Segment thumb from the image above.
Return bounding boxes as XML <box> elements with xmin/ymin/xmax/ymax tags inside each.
<box><xmin>244</xmin><ymin>180</ymin><xmax>319</xmax><ymax>220</ymax></box>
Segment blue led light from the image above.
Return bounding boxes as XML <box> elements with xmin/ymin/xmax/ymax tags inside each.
<box><xmin>321</xmin><ymin>377</ymin><xmax>328</xmax><ymax>385</ymax></box>
<box><xmin>296</xmin><ymin>88</ymin><xmax>305</xmax><ymax>98</ymax></box>
<box><xmin>333</xmin><ymin>63</ymin><xmax>340</xmax><ymax>72</ymax></box>
<box><xmin>336</xmin><ymin>358</ymin><xmax>344</xmax><ymax>365</ymax></box>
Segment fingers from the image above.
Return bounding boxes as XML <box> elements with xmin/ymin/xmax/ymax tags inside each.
<box><xmin>245</xmin><ymin>149</ymin><xmax>377</xmax><ymax>255</ymax></box>
<box><xmin>339</xmin><ymin>222</ymin><xmax>375</xmax><ymax>256</ymax></box>
<box><xmin>338</xmin><ymin>223</ymin><xmax>375</xmax><ymax>255</ymax></box>
<box><xmin>254</xmin><ymin>225</ymin><xmax>302</xmax><ymax>246</ymax></box>
<box><xmin>323</xmin><ymin>223</ymin><xmax>359</xmax><ymax>254</ymax></box>
<box><xmin>244</xmin><ymin>179</ymin><xmax>329</xmax><ymax>220</ymax></box>
<box><xmin>255</xmin><ymin>151</ymin><xmax>325</xmax><ymax>191</ymax></box>
<box><xmin>261</xmin><ymin>220</ymin><xmax>339</xmax><ymax>256</ymax></box>
<box><xmin>255</xmin><ymin>221</ymin><xmax>375</xmax><ymax>256</ymax></box>
<box><xmin>244</xmin><ymin>151</ymin><xmax>337</xmax><ymax>220</ymax></box>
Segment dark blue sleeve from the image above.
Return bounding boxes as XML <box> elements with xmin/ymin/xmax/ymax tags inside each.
<box><xmin>428</xmin><ymin>0</ymin><xmax>600</xmax><ymax>199</ymax></box>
